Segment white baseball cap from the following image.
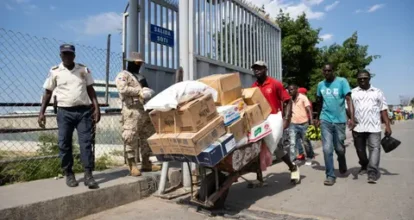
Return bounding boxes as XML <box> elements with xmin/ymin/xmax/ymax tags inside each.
<box><xmin>251</xmin><ymin>61</ymin><xmax>267</xmax><ymax>68</ymax></box>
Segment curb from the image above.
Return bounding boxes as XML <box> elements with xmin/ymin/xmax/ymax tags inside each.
<box><xmin>0</xmin><ymin>168</ymin><xmax>160</xmax><ymax>220</ymax></box>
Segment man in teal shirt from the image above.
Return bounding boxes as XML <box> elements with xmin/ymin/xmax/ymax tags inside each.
<box><xmin>315</xmin><ymin>64</ymin><xmax>355</xmax><ymax>186</ymax></box>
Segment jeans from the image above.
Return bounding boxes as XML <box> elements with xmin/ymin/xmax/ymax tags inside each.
<box><xmin>352</xmin><ymin>131</ymin><xmax>381</xmax><ymax>177</ymax></box>
<box><xmin>289</xmin><ymin>123</ymin><xmax>315</xmax><ymax>161</ymax></box>
<box><xmin>296</xmin><ymin>136</ymin><xmax>304</xmax><ymax>155</ymax></box>
<box><xmin>321</xmin><ymin>120</ymin><xmax>347</xmax><ymax>179</ymax></box>
<box><xmin>57</xmin><ymin>106</ymin><xmax>94</xmax><ymax>173</ymax></box>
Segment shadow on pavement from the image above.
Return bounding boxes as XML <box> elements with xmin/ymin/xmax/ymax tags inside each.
<box><xmin>351</xmin><ymin>167</ymin><xmax>399</xmax><ymax>180</ymax></box>
<box><xmin>77</xmin><ymin>168</ymin><xmax>130</xmax><ymax>184</ymax></box>
<box><xmin>223</xmin><ymin>172</ymin><xmax>307</xmax><ymax>215</ymax></box>
<box><xmin>311</xmin><ymin>161</ymin><xmax>399</xmax><ymax>180</ymax></box>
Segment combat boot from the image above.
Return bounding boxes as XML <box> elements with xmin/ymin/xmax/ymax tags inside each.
<box><xmin>141</xmin><ymin>159</ymin><xmax>162</xmax><ymax>172</ymax></box>
<box><xmin>127</xmin><ymin>158</ymin><xmax>141</xmax><ymax>176</ymax></box>
<box><xmin>84</xmin><ymin>169</ymin><xmax>99</xmax><ymax>189</ymax></box>
<box><xmin>65</xmin><ymin>170</ymin><xmax>79</xmax><ymax>187</ymax></box>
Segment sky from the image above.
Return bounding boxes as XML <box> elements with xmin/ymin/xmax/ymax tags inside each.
<box><xmin>1</xmin><ymin>0</ymin><xmax>413</xmax><ymax>104</ymax></box>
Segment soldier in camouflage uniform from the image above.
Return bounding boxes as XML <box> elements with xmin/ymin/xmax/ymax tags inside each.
<box><xmin>115</xmin><ymin>52</ymin><xmax>161</xmax><ymax>176</ymax></box>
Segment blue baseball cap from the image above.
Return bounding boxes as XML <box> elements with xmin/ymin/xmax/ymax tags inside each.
<box><xmin>60</xmin><ymin>44</ymin><xmax>75</xmax><ymax>53</ymax></box>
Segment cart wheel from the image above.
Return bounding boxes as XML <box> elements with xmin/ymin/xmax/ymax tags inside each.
<box><xmin>197</xmin><ymin>172</ymin><xmax>229</xmax><ymax>209</ymax></box>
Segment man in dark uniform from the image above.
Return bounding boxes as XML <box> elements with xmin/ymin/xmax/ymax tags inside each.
<box><xmin>38</xmin><ymin>44</ymin><xmax>100</xmax><ymax>189</ymax></box>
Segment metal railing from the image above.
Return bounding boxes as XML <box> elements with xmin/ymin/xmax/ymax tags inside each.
<box><xmin>0</xmin><ymin>28</ymin><xmax>125</xmax><ymax>186</ymax></box>
<box><xmin>193</xmin><ymin>0</ymin><xmax>282</xmax><ymax>80</ymax></box>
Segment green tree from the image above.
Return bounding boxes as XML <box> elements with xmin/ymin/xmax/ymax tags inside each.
<box><xmin>307</xmin><ymin>32</ymin><xmax>380</xmax><ymax>101</ymax></box>
<box><xmin>276</xmin><ymin>11</ymin><xmax>321</xmax><ymax>88</ymax></box>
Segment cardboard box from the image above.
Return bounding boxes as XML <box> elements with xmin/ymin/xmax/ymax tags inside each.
<box><xmin>176</xmin><ymin>117</ymin><xmax>226</xmax><ymax>156</ymax></box>
<box><xmin>149</xmin><ymin>133</ymin><xmax>184</xmax><ymax>155</ymax></box>
<box><xmin>149</xmin><ymin>110</ymin><xmax>179</xmax><ymax>134</ymax></box>
<box><xmin>178</xmin><ymin>94</ymin><xmax>218</xmax><ymax>132</ymax></box>
<box><xmin>217</xmin><ymin>105</ymin><xmax>240</xmax><ymax>126</ymax></box>
<box><xmin>248</xmin><ymin>120</ymin><xmax>272</xmax><ymax>143</ymax></box>
<box><xmin>198</xmin><ymin>73</ymin><xmax>242</xmax><ymax>105</ymax></box>
<box><xmin>226</xmin><ymin>117</ymin><xmax>248</xmax><ymax>142</ymax></box>
<box><xmin>196</xmin><ymin>144</ymin><xmax>224</xmax><ymax>167</ymax></box>
<box><xmin>242</xmin><ymin>88</ymin><xmax>272</xmax><ymax>119</ymax></box>
<box><xmin>148</xmin><ymin>133</ymin><xmax>165</xmax><ymax>155</ymax></box>
<box><xmin>196</xmin><ymin>134</ymin><xmax>236</xmax><ymax>167</ymax></box>
<box><xmin>229</xmin><ymin>98</ymin><xmax>247</xmax><ymax>112</ymax></box>
<box><xmin>161</xmin><ymin>133</ymin><xmax>183</xmax><ymax>154</ymax></box>
<box><xmin>161</xmin><ymin>133</ymin><xmax>179</xmax><ymax>147</ymax></box>
<box><xmin>150</xmin><ymin>94</ymin><xmax>218</xmax><ymax>133</ymax></box>
<box><xmin>243</xmin><ymin>104</ymin><xmax>264</xmax><ymax>130</ymax></box>
<box><xmin>217</xmin><ymin>134</ymin><xmax>237</xmax><ymax>155</ymax></box>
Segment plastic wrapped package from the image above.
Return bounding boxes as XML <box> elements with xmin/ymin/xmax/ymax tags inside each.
<box><xmin>144</xmin><ymin>81</ymin><xmax>218</xmax><ymax>112</ymax></box>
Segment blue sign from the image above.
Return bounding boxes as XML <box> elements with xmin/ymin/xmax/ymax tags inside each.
<box><xmin>150</xmin><ymin>24</ymin><xmax>174</xmax><ymax>47</ymax></box>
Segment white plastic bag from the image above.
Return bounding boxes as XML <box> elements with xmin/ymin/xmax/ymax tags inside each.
<box><xmin>144</xmin><ymin>81</ymin><xmax>218</xmax><ymax>112</ymax></box>
<box><xmin>263</xmin><ymin>112</ymin><xmax>284</xmax><ymax>153</ymax></box>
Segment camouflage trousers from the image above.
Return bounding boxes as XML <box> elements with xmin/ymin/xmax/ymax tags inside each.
<box><xmin>121</xmin><ymin>108</ymin><xmax>156</xmax><ymax>163</ymax></box>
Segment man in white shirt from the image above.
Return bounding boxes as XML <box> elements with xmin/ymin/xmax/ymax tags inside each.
<box><xmin>351</xmin><ymin>70</ymin><xmax>392</xmax><ymax>184</ymax></box>
<box><xmin>38</xmin><ymin>44</ymin><xmax>101</xmax><ymax>189</ymax></box>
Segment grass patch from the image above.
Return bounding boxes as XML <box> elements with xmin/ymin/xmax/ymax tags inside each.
<box><xmin>0</xmin><ymin>133</ymin><xmax>116</xmax><ymax>186</ymax></box>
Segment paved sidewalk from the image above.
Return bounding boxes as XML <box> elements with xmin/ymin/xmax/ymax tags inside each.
<box><xmin>80</xmin><ymin>121</ymin><xmax>414</xmax><ymax>220</ymax></box>
<box><xmin>0</xmin><ymin>167</ymin><xmax>161</xmax><ymax>220</ymax></box>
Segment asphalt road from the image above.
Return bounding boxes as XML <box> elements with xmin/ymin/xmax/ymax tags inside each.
<box><xmin>81</xmin><ymin>121</ymin><xmax>414</xmax><ymax>220</ymax></box>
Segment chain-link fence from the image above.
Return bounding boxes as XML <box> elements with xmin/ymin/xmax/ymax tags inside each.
<box><xmin>0</xmin><ymin>28</ymin><xmax>127</xmax><ymax>186</ymax></box>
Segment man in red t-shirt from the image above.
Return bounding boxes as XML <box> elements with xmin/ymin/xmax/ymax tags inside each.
<box><xmin>251</xmin><ymin>61</ymin><xmax>299</xmax><ymax>177</ymax></box>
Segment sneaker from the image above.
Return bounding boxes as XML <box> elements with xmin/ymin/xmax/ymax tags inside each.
<box><xmin>305</xmin><ymin>157</ymin><xmax>314</xmax><ymax>166</ymax></box>
<box><xmin>290</xmin><ymin>165</ymin><xmax>300</xmax><ymax>184</ymax></box>
<box><xmin>358</xmin><ymin>168</ymin><xmax>367</xmax><ymax>175</ymax></box>
<box><xmin>296</xmin><ymin>154</ymin><xmax>305</xmax><ymax>161</ymax></box>
<box><xmin>324</xmin><ymin>177</ymin><xmax>336</xmax><ymax>186</ymax></box>
<box><xmin>367</xmin><ymin>176</ymin><xmax>377</xmax><ymax>184</ymax></box>
<box><xmin>65</xmin><ymin>173</ymin><xmax>79</xmax><ymax>187</ymax></box>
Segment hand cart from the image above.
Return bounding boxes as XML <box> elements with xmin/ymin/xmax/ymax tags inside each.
<box><xmin>158</xmin><ymin>140</ymin><xmax>266</xmax><ymax>210</ymax></box>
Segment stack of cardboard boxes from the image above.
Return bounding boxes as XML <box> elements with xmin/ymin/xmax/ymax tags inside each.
<box><xmin>147</xmin><ymin>72</ymin><xmax>272</xmax><ymax>167</ymax></box>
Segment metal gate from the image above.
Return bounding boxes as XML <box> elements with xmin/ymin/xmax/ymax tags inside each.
<box><xmin>123</xmin><ymin>0</ymin><xmax>282</xmax><ymax>92</ymax></box>
<box><xmin>189</xmin><ymin>0</ymin><xmax>282</xmax><ymax>86</ymax></box>
<box><xmin>123</xmin><ymin>0</ymin><xmax>180</xmax><ymax>93</ymax></box>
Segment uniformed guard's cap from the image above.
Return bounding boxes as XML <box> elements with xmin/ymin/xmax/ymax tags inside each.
<box><xmin>251</xmin><ymin>60</ymin><xmax>267</xmax><ymax>68</ymax></box>
<box><xmin>60</xmin><ymin>44</ymin><xmax>75</xmax><ymax>53</ymax></box>
<box><xmin>125</xmin><ymin>51</ymin><xmax>144</xmax><ymax>63</ymax></box>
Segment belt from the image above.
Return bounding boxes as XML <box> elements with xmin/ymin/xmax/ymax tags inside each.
<box><xmin>58</xmin><ymin>105</ymin><xmax>91</xmax><ymax>111</ymax></box>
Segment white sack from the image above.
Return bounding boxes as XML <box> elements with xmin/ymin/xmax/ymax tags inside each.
<box><xmin>144</xmin><ymin>81</ymin><xmax>218</xmax><ymax>112</ymax></box>
<box><xmin>263</xmin><ymin>112</ymin><xmax>284</xmax><ymax>153</ymax></box>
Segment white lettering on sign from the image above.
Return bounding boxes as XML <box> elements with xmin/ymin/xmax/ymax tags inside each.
<box><xmin>152</xmin><ymin>26</ymin><xmax>172</xmax><ymax>37</ymax></box>
<box><xmin>156</xmin><ymin>36</ymin><xmax>169</xmax><ymax>44</ymax></box>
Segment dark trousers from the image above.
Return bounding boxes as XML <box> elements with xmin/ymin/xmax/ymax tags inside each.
<box><xmin>352</xmin><ymin>131</ymin><xmax>381</xmax><ymax>177</ymax></box>
<box><xmin>57</xmin><ymin>106</ymin><xmax>93</xmax><ymax>173</ymax></box>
